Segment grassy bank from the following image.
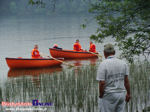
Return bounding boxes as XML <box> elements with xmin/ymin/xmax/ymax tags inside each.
<box><xmin>1</xmin><ymin>62</ymin><xmax>150</xmax><ymax>112</ymax></box>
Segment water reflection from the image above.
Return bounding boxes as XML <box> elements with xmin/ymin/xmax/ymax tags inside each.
<box><xmin>65</xmin><ymin>57</ymin><xmax>99</xmax><ymax>67</ymax></box>
<box><xmin>64</xmin><ymin>58</ymin><xmax>99</xmax><ymax>76</ymax></box>
<box><xmin>8</xmin><ymin>66</ymin><xmax>63</xmax><ymax>77</ymax></box>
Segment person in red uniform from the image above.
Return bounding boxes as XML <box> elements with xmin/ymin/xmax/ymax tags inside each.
<box><xmin>73</xmin><ymin>39</ymin><xmax>82</xmax><ymax>51</ymax></box>
<box><xmin>89</xmin><ymin>41</ymin><xmax>96</xmax><ymax>52</ymax></box>
<box><xmin>31</xmin><ymin>45</ymin><xmax>42</xmax><ymax>58</ymax></box>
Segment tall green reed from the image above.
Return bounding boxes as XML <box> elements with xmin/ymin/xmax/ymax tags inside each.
<box><xmin>127</xmin><ymin>61</ymin><xmax>150</xmax><ymax>112</ymax></box>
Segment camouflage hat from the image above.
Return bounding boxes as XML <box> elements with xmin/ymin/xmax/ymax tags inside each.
<box><xmin>104</xmin><ymin>43</ymin><xmax>115</xmax><ymax>53</ymax></box>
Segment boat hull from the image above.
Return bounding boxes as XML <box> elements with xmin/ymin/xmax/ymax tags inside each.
<box><xmin>6</xmin><ymin>58</ymin><xmax>62</xmax><ymax>69</ymax></box>
<box><xmin>49</xmin><ymin>48</ymin><xmax>98</xmax><ymax>59</ymax></box>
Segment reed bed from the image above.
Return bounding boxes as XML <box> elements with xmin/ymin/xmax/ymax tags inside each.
<box><xmin>1</xmin><ymin>61</ymin><xmax>150</xmax><ymax>112</ymax></box>
<box><xmin>127</xmin><ymin>61</ymin><xmax>150</xmax><ymax>112</ymax></box>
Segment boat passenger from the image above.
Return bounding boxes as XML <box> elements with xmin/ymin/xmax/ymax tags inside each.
<box><xmin>31</xmin><ymin>45</ymin><xmax>42</xmax><ymax>58</ymax></box>
<box><xmin>89</xmin><ymin>41</ymin><xmax>96</xmax><ymax>53</ymax></box>
<box><xmin>73</xmin><ymin>39</ymin><xmax>82</xmax><ymax>51</ymax></box>
<box><xmin>53</xmin><ymin>44</ymin><xmax>62</xmax><ymax>50</ymax></box>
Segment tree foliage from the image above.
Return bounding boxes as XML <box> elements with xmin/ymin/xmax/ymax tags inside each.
<box><xmin>89</xmin><ymin>0</ymin><xmax>150</xmax><ymax>62</ymax></box>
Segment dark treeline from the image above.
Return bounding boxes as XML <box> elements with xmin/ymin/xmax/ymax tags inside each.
<box><xmin>0</xmin><ymin>0</ymin><xmax>92</xmax><ymax>16</ymax></box>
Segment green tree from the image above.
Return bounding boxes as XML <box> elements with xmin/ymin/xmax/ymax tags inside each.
<box><xmin>89</xmin><ymin>0</ymin><xmax>150</xmax><ymax>62</ymax></box>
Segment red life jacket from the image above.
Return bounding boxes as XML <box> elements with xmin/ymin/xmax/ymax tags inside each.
<box><xmin>73</xmin><ymin>43</ymin><xmax>82</xmax><ymax>51</ymax></box>
<box><xmin>31</xmin><ymin>49</ymin><xmax>41</xmax><ymax>58</ymax></box>
<box><xmin>89</xmin><ymin>44</ymin><xmax>96</xmax><ymax>52</ymax></box>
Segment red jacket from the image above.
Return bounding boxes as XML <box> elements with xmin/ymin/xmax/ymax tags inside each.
<box><xmin>73</xmin><ymin>43</ymin><xmax>82</xmax><ymax>51</ymax></box>
<box><xmin>31</xmin><ymin>49</ymin><xmax>41</xmax><ymax>58</ymax></box>
<box><xmin>89</xmin><ymin>44</ymin><xmax>96</xmax><ymax>52</ymax></box>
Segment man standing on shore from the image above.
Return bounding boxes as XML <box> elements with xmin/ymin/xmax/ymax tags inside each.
<box><xmin>97</xmin><ymin>43</ymin><xmax>131</xmax><ymax>112</ymax></box>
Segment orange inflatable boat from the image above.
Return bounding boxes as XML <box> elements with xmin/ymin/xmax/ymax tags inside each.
<box><xmin>49</xmin><ymin>48</ymin><xmax>98</xmax><ymax>59</ymax></box>
<box><xmin>6</xmin><ymin>57</ymin><xmax>62</xmax><ymax>69</ymax></box>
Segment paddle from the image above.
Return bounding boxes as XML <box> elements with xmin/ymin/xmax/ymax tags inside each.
<box><xmin>40</xmin><ymin>53</ymin><xmax>75</xmax><ymax>67</ymax></box>
<box><xmin>88</xmin><ymin>51</ymin><xmax>103</xmax><ymax>62</ymax></box>
<box><xmin>51</xmin><ymin>56</ymin><xmax>75</xmax><ymax>67</ymax></box>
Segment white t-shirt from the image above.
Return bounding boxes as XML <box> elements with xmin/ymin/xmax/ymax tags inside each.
<box><xmin>96</xmin><ymin>55</ymin><xmax>129</xmax><ymax>93</ymax></box>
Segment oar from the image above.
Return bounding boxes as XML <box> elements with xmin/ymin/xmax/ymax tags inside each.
<box><xmin>40</xmin><ymin>53</ymin><xmax>75</xmax><ymax>67</ymax></box>
<box><xmin>88</xmin><ymin>51</ymin><xmax>103</xmax><ymax>61</ymax></box>
<box><xmin>51</xmin><ymin>56</ymin><xmax>75</xmax><ymax>67</ymax></box>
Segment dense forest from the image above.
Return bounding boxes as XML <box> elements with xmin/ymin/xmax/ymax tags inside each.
<box><xmin>0</xmin><ymin>0</ymin><xmax>92</xmax><ymax>16</ymax></box>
